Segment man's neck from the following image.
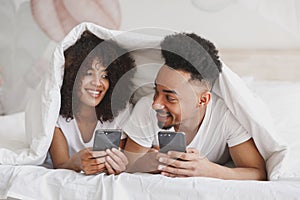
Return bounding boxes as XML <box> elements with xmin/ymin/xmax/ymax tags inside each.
<box><xmin>174</xmin><ymin>109</ymin><xmax>206</xmax><ymax>145</ymax></box>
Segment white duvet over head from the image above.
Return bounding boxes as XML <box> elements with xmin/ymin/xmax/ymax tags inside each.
<box><xmin>0</xmin><ymin>22</ymin><xmax>287</xmax><ymax>180</ymax></box>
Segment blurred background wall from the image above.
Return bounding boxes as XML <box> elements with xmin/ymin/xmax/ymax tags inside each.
<box><xmin>0</xmin><ymin>0</ymin><xmax>299</xmax><ymax>115</ymax></box>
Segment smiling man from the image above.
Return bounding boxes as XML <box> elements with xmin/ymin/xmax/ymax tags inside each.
<box><xmin>124</xmin><ymin>33</ymin><xmax>266</xmax><ymax>180</ymax></box>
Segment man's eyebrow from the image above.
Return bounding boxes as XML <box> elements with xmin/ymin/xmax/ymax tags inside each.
<box><xmin>162</xmin><ymin>89</ymin><xmax>177</xmax><ymax>95</ymax></box>
<box><xmin>154</xmin><ymin>82</ymin><xmax>178</xmax><ymax>94</ymax></box>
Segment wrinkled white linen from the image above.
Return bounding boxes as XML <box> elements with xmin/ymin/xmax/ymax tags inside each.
<box><xmin>0</xmin><ymin>165</ymin><xmax>300</xmax><ymax>200</ymax></box>
<box><xmin>213</xmin><ymin>64</ymin><xmax>287</xmax><ymax>179</ymax></box>
<box><xmin>0</xmin><ymin>22</ymin><xmax>289</xmax><ymax>181</ymax></box>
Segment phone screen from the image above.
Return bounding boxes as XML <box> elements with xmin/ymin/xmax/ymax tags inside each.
<box><xmin>93</xmin><ymin>129</ymin><xmax>122</xmax><ymax>151</ymax></box>
<box><xmin>158</xmin><ymin>131</ymin><xmax>186</xmax><ymax>153</ymax></box>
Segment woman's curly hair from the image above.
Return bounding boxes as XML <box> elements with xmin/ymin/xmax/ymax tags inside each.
<box><xmin>60</xmin><ymin>30</ymin><xmax>136</xmax><ymax>122</ymax></box>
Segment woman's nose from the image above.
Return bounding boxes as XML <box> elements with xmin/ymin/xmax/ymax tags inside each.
<box><xmin>91</xmin><ymin>75</ymin><xmax>101</xmax><ymax>87</ymax></box>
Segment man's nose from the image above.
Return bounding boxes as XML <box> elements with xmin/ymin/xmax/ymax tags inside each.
<box><xmin>152</xmin><ymin>102</ymin><xmax>165</xmax><ymax>110</ymax></box>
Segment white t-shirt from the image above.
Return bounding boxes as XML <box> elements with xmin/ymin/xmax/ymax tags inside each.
<box><xmin>56</xmin><ymin>104</ymin><xmax>131</xmax><ymax>158</ymax></box>
<box><xmin>124</xmin><ymin>94</ymin><xmax>251</xmax><ymax>164</ymax></box>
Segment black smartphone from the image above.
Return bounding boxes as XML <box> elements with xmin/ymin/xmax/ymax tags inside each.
<box><xmin>158</xmin><ymin>131</ymin><xmax>186</xmax><ymax>153</ymax></box>
<box><xmin>93</xmin><ymin>129</ymin><xmax>122</xmax><ymax>151</ymax></box>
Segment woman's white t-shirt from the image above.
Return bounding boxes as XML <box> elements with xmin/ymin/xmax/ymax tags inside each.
<box><xmin>124</xmin><ymin>94</ymin><xmax>251</xmax><ymax>164</ymax></box>
<box><xmin>56</xmin><ymin>105</ymin><xmax>131</xmax><ymax>158</ymax></box>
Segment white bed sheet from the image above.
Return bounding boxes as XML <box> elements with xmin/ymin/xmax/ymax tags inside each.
<box><xmin>1</xmin><ymin>165</ymin><xmax>300</xmax><ymax>200</ymax></box>
<box><xmin>0</xmin><ymin>23</ymin><xmax>299</xmax><ymax>199</ymax></box>
<box><xmin>0</xmin><ymin>79</ymin><xmax>300</xmax><ymax>200</ymax></box>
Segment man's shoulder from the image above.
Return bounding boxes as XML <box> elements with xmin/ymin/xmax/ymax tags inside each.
<box><xmin>210</xmin><ymin>93</ymin><xmax>243</xmax><ymax>128</ymax></box>
<box><xmin>210</xmin><ymin>93</ymin><xmax>228</xmax><ymax>113</ymax></box>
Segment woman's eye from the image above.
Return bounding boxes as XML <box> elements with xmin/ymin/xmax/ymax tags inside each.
<box><xmin>85</xmin><ymin>70</ymin><xmax>93</xmax><ymax>76</ymax></box>
<box><xmin>101</xmin><ymin>74</ymin><xmax>108</xmax><ymax>79</ymax></box>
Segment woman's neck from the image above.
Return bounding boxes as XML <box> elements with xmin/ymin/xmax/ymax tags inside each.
<box><xmin>75</xmin><ymin>105</ymin><xmax>97</xmax><ymax>122</ymax></box>
<box><xmin>74</xmin><ymin>105</ymin><xmax>98</xmax><ymax>143</ymax></box>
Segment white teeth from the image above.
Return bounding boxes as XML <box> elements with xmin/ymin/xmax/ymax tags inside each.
<box><xmin>158</xmin><ymin>113</ymin><xmax>168</xmax><ymax>117</ymax></box>
<box><xmin>87</xmin><ymin>89</ymin><xmax>100</xmax><ymax>95</ymax></box>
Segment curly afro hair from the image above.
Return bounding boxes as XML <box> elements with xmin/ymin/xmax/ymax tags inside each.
<box><xmin>160</xmin><ymin>33</ymin><xmax>222</xmax><ymax>88</ymax></box>
<box><xmin>60</xmin><ymin>30</ymin><xmax>136</xmax><ymax>122</ymax></box>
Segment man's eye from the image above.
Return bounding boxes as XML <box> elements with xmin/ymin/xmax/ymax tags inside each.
<box><xmin>166</xmin><ymin>95</ymin><xmax>176</xmax><ymax>102</ymax></box>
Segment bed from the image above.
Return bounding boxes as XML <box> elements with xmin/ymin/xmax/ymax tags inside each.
<box><xmin>1</xmin><ymin>23</ymin><xmax>300</xmax><ymax>200</ymax></box>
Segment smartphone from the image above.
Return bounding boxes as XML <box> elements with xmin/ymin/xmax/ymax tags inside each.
<box><xmin>93</xmin><ymin>129</ymin><xmax>122</xmax><ymax>151</ymax></box>
<box><xmin>158</xmin><ymin>131</ymin><xmax>186</xmax><ymax>153</ymax></box>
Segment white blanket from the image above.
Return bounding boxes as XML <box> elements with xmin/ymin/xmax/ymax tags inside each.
<box><xmin>0</xmin><ymin>22</ymin><xmax>288</xmax><ymax>180</ymax></box>
<box><xmin>1</xmin><ymin>165</ymin><xmax>300</xmax><ymax>200</ymax></box>
<box><xmin>2</xmin><ymin>80</ymin><xmax>300</xmax><ymax>199</ymax></box>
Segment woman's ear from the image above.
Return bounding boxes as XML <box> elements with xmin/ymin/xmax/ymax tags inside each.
<box><xmin>198</xmin><ymin>91</ymin><xmax>211</xmax><ymax>107</ymax></box>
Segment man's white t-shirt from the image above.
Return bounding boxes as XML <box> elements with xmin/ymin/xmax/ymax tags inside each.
<box><xmin>124</xmin><ymin>94</ymin><xmax>251</xmax><ymax>164</ymax></box>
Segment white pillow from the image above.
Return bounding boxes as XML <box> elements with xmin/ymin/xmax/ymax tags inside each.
<box><xmin>0</xmin><ymin>112</ymin><xmax>27</xmax><ymax>150</ymax></box>
<box><xmin>250</xmin><ymin>81</ymin><xmax>300</xmax><ymax>179</ymax></box>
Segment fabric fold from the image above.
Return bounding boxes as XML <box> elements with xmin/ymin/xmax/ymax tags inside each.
<box><xmin>0</xmin><ymin>22</ymin><xmax>287</xmax><ymax>180</ymax></box>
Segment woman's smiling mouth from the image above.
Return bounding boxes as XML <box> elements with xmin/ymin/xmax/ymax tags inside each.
<box><xmin>86</xmin><ymin>89</ymin><xmax>101</xmax><ymax>98</ymax></box>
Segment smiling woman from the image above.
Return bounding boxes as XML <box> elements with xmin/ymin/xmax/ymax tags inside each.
<box><xmin>48</xmin><ymin>30</ymin><xmax>136</xmax><ymax>175</ymax></box>
<box><xmin>77</xmin><ymin>58</ymin><xmax>109</xmax><ymax>108</ymax></box>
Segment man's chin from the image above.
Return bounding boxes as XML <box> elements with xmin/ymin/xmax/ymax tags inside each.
<box><xmin>157</xmin><ymin>122</ymin><xmax>173</xmax><ymax>130</ymax></box>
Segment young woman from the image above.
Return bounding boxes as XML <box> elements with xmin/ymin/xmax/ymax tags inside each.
<box><xmin>49</xmin><ymin>30</ymin><xmax>135</xmax><ymax>175</ymax></box>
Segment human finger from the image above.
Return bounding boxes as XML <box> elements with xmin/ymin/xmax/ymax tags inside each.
<box><xmin>105</xmin><ymin>156</ymin><xmax>124</xmax><ymax>175</ymax></box>
<box><xmin>80</xmin><ymin>148</ymin><xmax>94</xmax><ymax>160</ymax></box>
<box><xmin>105</xmin><ymin>162</ymin><xmax>116</xmax><ymax>175</ymax></box>
<box><xmin>83</xmin><ymin>163</ymin><xmax>106</xmax><ymax>175</ymax></box>
<box><xmin>167</xmin><ymin>150</ymin><xmax>198</xmax><ymax>161</ymax></box>
<box><xmin>110</xmin><ymin>148</ymin><xmax>128</xmax><ymax>165</ymax></box>
<box><xmin>156</xmin><ymin>152</ymin><xmax>169</xmax><ymax>161</ymax></box>
<box><xmin>158</xmin><ymin>164</ymin><xmax>193</xmax><ymax>177</ymax></box>
<box><xmin>186</xmin><ymin>148</ymin><xmax>206</xmax><ymax>159</ymax></box>
<box><xmin>161</xmin><ymin>171</ymin><xmax>187</xmax><ymax>178</ymax></box>
<box><xmin>90</xmin><ymin>150</ymin><xmax>107</xmax><ymax>158</ymax></box>
<box><xmin>106</xmin><ymin>153</ymin><xmax>125</xmax><ymax>172</ymax></box>
<box><xmin>158</xmin><ymin>156</ymin><xmax>188</xmax><ymax>169</ymax></box>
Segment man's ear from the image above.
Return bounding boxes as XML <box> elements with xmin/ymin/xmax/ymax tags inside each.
<box><xmin>198</xmin><ymin>91</ymin><xmax>211</xmax><ymax>107</ymax></box>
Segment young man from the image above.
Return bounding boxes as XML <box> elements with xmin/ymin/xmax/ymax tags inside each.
<box><xmin>124</xmin><ymin>33</ymin><xmax>266</xmax><ymax>180</ymax></box>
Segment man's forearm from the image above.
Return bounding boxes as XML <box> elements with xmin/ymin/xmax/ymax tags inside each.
<box><xmin>208</xmin><ymin>162</ymin><xmax>267</xmax><ymax>180</ymax></box>
<box><xmin>125</xmin><ymin>150</ymin><xmax>159</xmax><ymax>173</ymax></box>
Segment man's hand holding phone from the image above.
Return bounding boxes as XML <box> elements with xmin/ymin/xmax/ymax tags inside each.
<box><xmin>157</xmin><ymin>148</ymin><xmax>213</xmax><ymax>178</ymax></box>
<box><xmin>157</xmin><ymin>131</ymin><xmax>187</xmax><ymax>175</ymax></box>
<box><xmin>156</xmin><ymin>131</ymin><xmax>213</xmax><ymax>177</ymax></box>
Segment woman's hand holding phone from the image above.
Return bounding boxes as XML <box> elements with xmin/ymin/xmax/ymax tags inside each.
<box><xmin>83</xmin><ymin>129</ymin><xmax>129</xmax><ymax>175</ymax></box>
<box><xmin>79</xmin><ymin>147</ymin><xmax>128</xmax><ymax>175</ymax></box>
<box><xmin>77</xmin><ymin>148</ymin><xmax>107</xmax><ymax>175</ymax></box>
<box><xmin>104</xmin><ymin>148</ymin><xmax>128</xmax><ymax>175</ymax></box>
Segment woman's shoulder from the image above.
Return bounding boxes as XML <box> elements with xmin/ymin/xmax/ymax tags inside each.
<box><xmin>56</xmin><ymin>115</ymin><xmax>74</xmax><ymax>128</ymax></box>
